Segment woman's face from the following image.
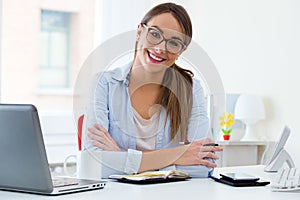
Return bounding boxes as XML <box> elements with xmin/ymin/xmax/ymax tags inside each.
<box><xmin>135</xmin><ymin>13</ymin><xmax>186</xmax><ymax>73</ymax></box>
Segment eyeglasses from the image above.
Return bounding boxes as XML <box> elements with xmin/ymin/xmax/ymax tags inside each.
<box><xmin>142</xmin><ymin>23</ymin><xmax>186</xmax><ymax>54</ymax></box>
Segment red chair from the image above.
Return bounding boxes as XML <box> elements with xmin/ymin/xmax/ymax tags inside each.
<box><xmin>77</xmin><ymin>115</ymin><xmax>84</xmax><ymax>151</ymax></box>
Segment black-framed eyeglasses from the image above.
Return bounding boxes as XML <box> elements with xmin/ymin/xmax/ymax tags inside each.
<box><xmin>142</xmin><ymin>23</ymin><xmax>186</xmax><ymax>54</ymax></box>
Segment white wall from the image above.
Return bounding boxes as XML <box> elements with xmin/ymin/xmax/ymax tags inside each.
<box><xmin>93</xmin><ymin>0</ymin><xmax>151</xmax><ymax>47</ymax></box>
<box><xmin>188</xmin><ymin>0</ymin><xmax>300</xmax><ymax>166</ymax></box>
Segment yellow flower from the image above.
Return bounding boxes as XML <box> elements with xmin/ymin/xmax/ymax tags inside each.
<box><xmin>219</xmin><ymin>112</ymin><xmax>236</xmax><ymax>131</ymax></box>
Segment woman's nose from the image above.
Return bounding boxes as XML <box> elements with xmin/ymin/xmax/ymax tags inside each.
<box><xmin>154</xmin><ymin>41</ymin><xmax>166</xmax><ymax>54</ymax></box>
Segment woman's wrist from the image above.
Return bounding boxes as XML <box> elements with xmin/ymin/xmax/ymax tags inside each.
<box><xmin>138</xmin><ymin>145</ymin><xmax>186</xmax><ymax>172</ymax></box>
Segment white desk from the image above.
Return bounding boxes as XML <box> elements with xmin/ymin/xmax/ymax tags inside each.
<box><xmin>0</xmin><ymin>165</ymin><xmax>299</xmax><ymax>200</ymax></box>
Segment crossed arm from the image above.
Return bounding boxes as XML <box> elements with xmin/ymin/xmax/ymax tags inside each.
<box><xmin>86</xmin><ymin>73</ymin><xmax>223</xmax><ymax>176</ymax></box>
<box><xmin>88</xmin><ymin>124</ymin><xmax>223</xmax><ymax>173</ymax></box>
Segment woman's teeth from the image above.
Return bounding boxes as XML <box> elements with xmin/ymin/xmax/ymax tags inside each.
<box><xmin>149</xmin><ymin>52</ymin><xmax>163</xmax><ymax>62</ymax></box>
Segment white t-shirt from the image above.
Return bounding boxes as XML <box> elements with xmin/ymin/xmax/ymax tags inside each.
<box><xmin>132</xmin><ymin>108</ymin><xmax>159</xmax><ymax>151</ymax></box>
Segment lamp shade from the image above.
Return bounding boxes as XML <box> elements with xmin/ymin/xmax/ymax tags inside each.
<box><xmin>234</xmin><ymin>94</ymin><xmax>265</xmax><ymax>141</ymax></box>
<box><xmin>234</xmin><ymin>94</ymin><xmax>265</xmax><ymax>124</ymax></box>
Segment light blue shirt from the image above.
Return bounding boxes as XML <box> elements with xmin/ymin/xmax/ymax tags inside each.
<box><xmin>84</xmin><ymin>62</ymin><xmax>213</xmax><ymax>178</ymax></box>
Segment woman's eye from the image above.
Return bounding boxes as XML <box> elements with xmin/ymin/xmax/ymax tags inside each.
<box><xmin>169</xmin><ymin>40</ymin><xmax>179</xmax><ymax>47</ymax></box>
<box><xmin>150</xmin><ymin>30</ymin><xmax>161</xmax><ymax>39</ymax></box>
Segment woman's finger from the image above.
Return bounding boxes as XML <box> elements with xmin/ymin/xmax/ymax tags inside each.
<box><xmin>195</xmin><ymin>138</ymin><xmax>215</xmax><ymax>145</ymax></box>
<box><xmin>91</xmin><ymin>139</ymin><xmax>105</xmax><ymax>148</ymax></box>
<box><xmin>200</xmin><ymin>145</ymin><xmax>223</xmax><ymax>152</ymax></box>
<box><xmin>199</xmin><ymin>152</ymin><xmax>219</xmax><ymax>160</ymax></box>
<box><xmin>88</xmin><ymin>124</ymin><xmax>121</xmax><ymax>151</ymax></box>
<box><xmin>94</xmin><ymin>124</ymin><xmax>108</xmax><ymax>134</ymax></box>
<box><xmin>88</xmin><ymin>128</ymin><xmax>107</xmax><ymax>141</ymax></box>
<box><xmin>198</xmin><ymin>159</ymin><xmax>217</xmax><ymax>168</ymax></box>
<box><xmin>94</xmin><ymin>124</ymin><xmax>116</xmax><ymax>143</ymax></box>
<box><xmin>88</xmin><ymin>132</ymin><xmax>104</xmax><ymax>142</ymax></box>
<box><xmin>88</xmin><ymin>127</ymin><xmax>103</xmax><ymax>136</ymax></box>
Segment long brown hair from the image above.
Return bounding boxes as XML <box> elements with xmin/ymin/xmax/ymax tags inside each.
<box><xmin>139</xmin><ymin>3</ymin><xmax>194</xmax><ymax>141</ymax></box>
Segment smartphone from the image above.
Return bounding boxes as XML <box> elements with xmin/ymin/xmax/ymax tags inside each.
<box><xmin>220</xmin><ymin>173</ymin><xmax>259</xmax><ymax>182</ymax></box>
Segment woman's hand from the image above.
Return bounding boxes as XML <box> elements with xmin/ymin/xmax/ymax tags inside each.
<box><xmin>88</xmin><ymin>124</ymin><xmax>121</xmax><ymax>151</ymax></box>
<box><xmin>174</xmin><ymin>138</ymin><xmax>223</xmax><ymax>168</ymax></box>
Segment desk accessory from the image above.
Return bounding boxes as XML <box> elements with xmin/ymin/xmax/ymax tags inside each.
<box><xmin>264</xmin><ymin>126</ymin><xmax>295</xmax><ymax>172</ymax></box>
<box><xmin>270</xmin><ymin>168</ymin><xmax>300</xmax><ymax>192</ymax></box>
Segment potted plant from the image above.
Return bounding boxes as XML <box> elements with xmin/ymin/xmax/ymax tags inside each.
<box><xmin>219</xmin><ymin>112</ymin><xmax>235</xmax><ymax>140</ymax></box>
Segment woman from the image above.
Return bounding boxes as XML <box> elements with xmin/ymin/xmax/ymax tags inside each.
<box><xmin>85</xmin><ymin>2</ymin><xmax>223</xmax><ymax>178</ymax></box>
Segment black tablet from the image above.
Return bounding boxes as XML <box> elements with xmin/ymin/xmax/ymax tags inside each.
<box><xmin>210</xmin><ymin>173</ymin><xmax>270</xmax><ymax>187</ymax></box>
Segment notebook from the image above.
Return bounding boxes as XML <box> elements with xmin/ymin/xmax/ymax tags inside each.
<box><xmin>109</xmin><ymin>169</ymin><xmax>191</xmax><ymax>184</ymax></box>
<box><xmin>0</xmin><ymin>104</ymin><xmax>106</xmax><ymax>195</ymax></box>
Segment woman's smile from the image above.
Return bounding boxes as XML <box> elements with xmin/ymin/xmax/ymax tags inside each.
<box><xmin>146</xmin><ymin>49</ymin><xmax>166</xmax><ymax>64</ymax></box>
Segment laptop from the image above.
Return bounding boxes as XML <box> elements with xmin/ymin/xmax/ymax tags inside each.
<box><xmin>0</xmin><ymin>104</ymin><xmax>106</xmax><ymax>195</ymax></box>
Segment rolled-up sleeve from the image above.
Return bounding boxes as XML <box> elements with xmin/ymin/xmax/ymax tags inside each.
<box><xmin>101</xmin><ymin>149</ymin><xmax>142</xmax><ymax>178</ymax></box>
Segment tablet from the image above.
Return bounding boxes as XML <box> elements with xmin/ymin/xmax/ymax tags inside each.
<box><xmin>210</xmin><ymin>173</ymin><xmax>270</xmax><ymax>187</ymax></box>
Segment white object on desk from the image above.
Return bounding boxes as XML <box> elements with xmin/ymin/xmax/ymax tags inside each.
<box><xmin>270</xmin><ymin>168</ymin><xmax>300</xmax><ymax>192</ymax></box>
<box><xmin>63</xmin><ymin>150</ymin><xmax>102</xmax><ymax>180</ymax></box>
<box><xmin>264</xmin><ymin>126</ymin><xmax>295</xmax><ymax>172</ymax></box>
<box><xmin>264</xmin><ymin>149</ymin><xmax>295</xmax><ymax>172</ymax></box>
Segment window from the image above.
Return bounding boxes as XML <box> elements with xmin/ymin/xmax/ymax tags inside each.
<box><xmin>1</xmin><ymin>0</ymin><xmax>96</xmax><ymax>166</ymax></box>
<box><xmin>40</xmin><ymin>10</ymin><xmax>70</xmax><ymax>88</ymax></box>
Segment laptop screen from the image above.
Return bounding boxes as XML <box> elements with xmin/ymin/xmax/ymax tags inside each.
<box><xmin>0</xmin><ymin>104</ymin><xmax>53</xmax><ymax>193</ymax></box>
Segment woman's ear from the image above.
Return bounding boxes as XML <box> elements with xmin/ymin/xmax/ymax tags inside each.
<box><xmin>136</xmin><ymin>24</ymin><xmax>142</xmax><ymax>40</ymax></box>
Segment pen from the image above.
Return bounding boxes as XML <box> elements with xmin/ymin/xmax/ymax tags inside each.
<box><xmin>179</xmin><ymin>135</ymin><xmax>190</xmax><ymax>145</ymax></box>
<box><xmin>178</xmin><ymin>141</ymin><xmax>191</xmax><ymax>145</ymax></box>
<box><xmin>204</xmin><ymin>143</ymin><xmax>219</xmax><ymax>146</ymax></box>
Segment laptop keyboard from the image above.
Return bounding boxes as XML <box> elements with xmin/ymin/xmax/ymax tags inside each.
<box><xmin>271</xmin><ymin>168</ymin><xmax>300</xmax><ymax>192</ymax></box>
<box><xmin>52</xmin><ymin>177</ymin><xmax>79</xmax><ymax>188</ymax></box>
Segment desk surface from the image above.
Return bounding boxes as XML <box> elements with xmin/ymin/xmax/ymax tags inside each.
<box><xmin>0</xmin><ymin>165</ymin><xmax>299</xmax><ymax>200</ymax></box>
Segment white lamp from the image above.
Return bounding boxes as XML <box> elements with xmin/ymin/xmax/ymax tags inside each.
<box><xmin>234</xmin><ymin>94</ymin><xmax>265</xmax><ymax>141</ymax></box>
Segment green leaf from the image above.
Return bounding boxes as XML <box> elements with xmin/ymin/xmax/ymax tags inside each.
<box><xmin>222</xmin><ymin>128</ymin><xmax>232</xmax><ymax>135</ymax></box>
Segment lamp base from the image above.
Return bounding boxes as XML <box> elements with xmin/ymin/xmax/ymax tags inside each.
<box><xmin>240</xmin><ymin>125</ymin><xmax>259</xmax><ymax>141</ymax></box>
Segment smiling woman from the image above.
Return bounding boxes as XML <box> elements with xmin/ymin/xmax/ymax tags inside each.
<box><xmin>82</xmin><ymin>2</ymin><xmax>223</xmax><ymax>178</ymax></box>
